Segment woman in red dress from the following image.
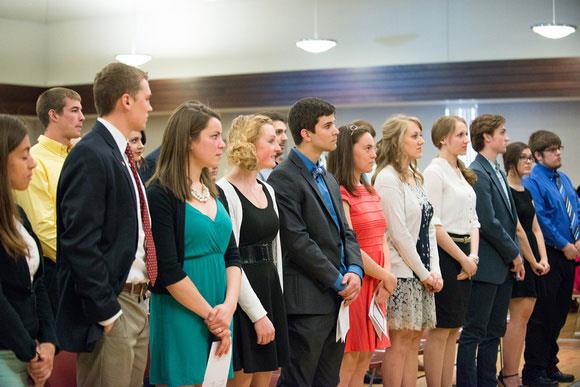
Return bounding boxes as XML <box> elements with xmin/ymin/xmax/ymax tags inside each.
<box><xmin>327</xmin><ymin>120</ymin><xmax>397</xmax><ymax>387</ymax></box>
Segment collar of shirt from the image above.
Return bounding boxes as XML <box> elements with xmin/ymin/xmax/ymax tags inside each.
<box><xmin>37</xmin><ymin>134</ymin><xmax>71</xmax><ymax>158</ymax></box>
<box><xmin>532</xmin><ymin>162</ymin><xmax>559</xmax><ymax>181</ymax></box>
<box><xmin>482</xmin><ymin>155</ymin><xmax>502</xmax><ymax>172</ymax></box>
<box><xmin>292</xmin><ymin>147</ymin><xmax>320</xmax><ymax>174</ymax></box>
<box><xmin>97</xmin><ymin>117</ymin><xmax>129</xmax><ymax>158</ymax></box>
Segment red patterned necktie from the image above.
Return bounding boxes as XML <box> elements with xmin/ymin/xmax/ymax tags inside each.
<box><xmin>125</xmin><ymin>145</ymin><xmax>158</xmax><ymax>286</ymax></box>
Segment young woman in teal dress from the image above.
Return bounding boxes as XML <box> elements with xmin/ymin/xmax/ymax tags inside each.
<box><xmin>147</xmin><ymin>101</ymin><xmax>242</xmax><ymax>387</ymax></box>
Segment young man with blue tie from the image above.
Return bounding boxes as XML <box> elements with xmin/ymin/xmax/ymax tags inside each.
<box><xmin>267</xmin><ymin>97</ymin><xmax>363</xmax><ymax>386</ymax></box>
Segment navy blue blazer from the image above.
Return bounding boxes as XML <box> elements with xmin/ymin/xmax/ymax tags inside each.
<box><xmin>267</xmin><ymin>150</ymin><xmax>363</xmax><ymax>315</ymax></box>
<box><xmin>0</xmin><ymin>208</ymin><xmax>57</xmax><ymax>361</ymax></box>
<box><xmin>470</xmin><ymin>153</ymin><xmax>520</xmax><ymax>285</ymax></box>
<box><xmin>56</xmin><ymin>121</ymin><xmax>139</xmax><ymax>352</ymax></box>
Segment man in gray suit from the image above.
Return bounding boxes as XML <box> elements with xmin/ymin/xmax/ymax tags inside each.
<box><xmin>456</xmin><ymin>114</ymin><xmax>525</xmax><ymax>387</ymax></box>
<box><xmin>268</xmin><ymin>97</ymin><xmax>363</xmax><ymax>386</ymax></box>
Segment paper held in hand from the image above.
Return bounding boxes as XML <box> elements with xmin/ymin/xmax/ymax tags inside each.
<box><xmin>369</xmin><ymin>294</ymin><xmax>387</xmax><ymax>339</ymax></box>
<box><xmin>202</xmin><ymin>341</ymin><xmax>232</xmax><ymax>387</ymax></box>
<box><xmin>336</xmin><ymin>300</ymin><xmax>350</xmax><ymax>342</ymax></box>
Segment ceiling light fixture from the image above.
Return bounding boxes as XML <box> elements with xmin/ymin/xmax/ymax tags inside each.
<box><xmin>115</xmin><ymin>0</ymin><xmax>152</xmax><ymax>66</ymax></box>
<box><xmin>296</xmin><ymin>0</ymin><xmax>337</xmax><ymax>53</ymax></box>
<box><xmin>532</xmin><ymin>0</ymin><xmax>576</xmax><ymax>39</ymax></box>
<box><xmin>116</xmin><ymin>52</ymin><xmax>152</xmax><ymax>67</ymax></box>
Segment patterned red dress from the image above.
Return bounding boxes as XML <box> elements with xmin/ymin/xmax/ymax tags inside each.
<box><xmin>341</xmin><ymin>185</ymin><xmax>391</xmax><ymax>352</ymax></box>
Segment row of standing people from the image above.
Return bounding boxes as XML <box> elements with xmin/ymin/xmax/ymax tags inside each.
<box><xmin>1</xmin><ymin>60</ymin><xmax>578</xmax><ymax>387</ymax></box>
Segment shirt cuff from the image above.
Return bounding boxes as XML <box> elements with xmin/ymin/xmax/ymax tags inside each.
<box><xmin>347</xmin><ymin>264</ymin><xmax>364</xmax><ymax>281</ymax></box>
<box><xmin>99</xmin><ymin>310</ymin><xmax>122</xmax><ymax>327</ymax></box>
<box><xmin>333</xmin><ymin>274</ymin><xmax>345</xmax><ymax>292</ymax></box>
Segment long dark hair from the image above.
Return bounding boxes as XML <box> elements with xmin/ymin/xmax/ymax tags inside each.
<box><xmin>153</xmin><ymin>100</ymin><xmax>221</xmax><ymax>200</ymax></box>
<box><xmin>327</xmin><ymin>120</ymin><xmax>376</xmax><ymax>196</ymax></box>
<box><xmin>0</xmin><ymin>114</ymin><xmax>29</xmax><ymax>259</ymax></box>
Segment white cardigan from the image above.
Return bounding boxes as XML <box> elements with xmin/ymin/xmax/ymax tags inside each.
<box><xmin>374</xmin><ymin>165</ymin><xmax>440</xmax><ymax>280</ymax></box>
<box><xmin>217</xmin><ymin>178</ymin><xmax>283</xmax><ymax>323</ymax></box>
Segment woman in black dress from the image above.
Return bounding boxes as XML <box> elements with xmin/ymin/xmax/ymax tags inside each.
<box><xmin>217</xmin><ymin>114</ymin><xmax>289</xmax><ymax>387</ymax></box>
<box><xmin>499</xmin><ymin>142</ymin><xmax>550</xmax><ymax>387</ymax></box>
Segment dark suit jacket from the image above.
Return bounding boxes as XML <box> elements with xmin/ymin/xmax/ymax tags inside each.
<box><xmin>56</xmin><ymin>121</ymin><xmax>139</xmax><ymax>352</ymax></box>
<box><xmin>470</xmin><ymin>153</ymin><xmax>520</xmax><ymax>285</ymax></box>
<box><xmin>0</xmin><ymin>208</ymin><xmax>57</xmax><ymax>361</ymax></box>
<box><xmin>267</xmin><ymin>150</ymin><xmax>363</xmax><ymax>315</ymax></box>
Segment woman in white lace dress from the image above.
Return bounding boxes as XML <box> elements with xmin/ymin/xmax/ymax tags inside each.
<box><xmin>373</xmin><ymin>114</ymin><xmax>443</xmax><ymax>386</ymax></box>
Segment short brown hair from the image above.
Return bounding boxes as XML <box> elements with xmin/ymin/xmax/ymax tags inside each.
<box><xmin>36</xmin><ymin>87</ymin><xmax>81</xmax><ymax>128</ymax></box>
<box><xmin>153</xmin><ymin>100</ymin><xmax>221</xmax><ymax>200</ymax></box>
<box><xmin>470</xmin><ymin>114</ymin><xmax>505</xmax><ymax>152</ymax></box>
<box><xmin>327</xmin><ymin>120</ymin><xmax>376</xmax><ymax>196</ymax></box>
<box><xmin>528</xmin><ymin>130</ymin><xmax>561</xmax><ymax>160</ymax></box>
<box><xmin>93</xmin><ymin>63</ymin><xmax>148</xmax><ymax>116</ymax></box>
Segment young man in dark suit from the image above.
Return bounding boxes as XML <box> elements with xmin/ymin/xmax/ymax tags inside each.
<box><xmin>456</xmin><ymin>114</ymin><xmax>525</xmax><ymax>387</ymax></box>
<box><xmin>56</xmin><ymin>62</ymin><xmax>156</xmax><ymax>387</ymax></box>
<box><xmin>267</xmin><ymin>97</ymin><xmax>363</xmax><ymax>386</ymax></box>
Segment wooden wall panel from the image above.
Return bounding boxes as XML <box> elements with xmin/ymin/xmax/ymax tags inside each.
<box><xmin>1</xmin><ymin>57</ymin><xmax>579</xmax><ymax>116</ymax></box>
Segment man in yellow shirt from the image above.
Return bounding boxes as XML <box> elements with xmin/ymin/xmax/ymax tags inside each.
<box><xmin>15</xmin><ymin>87</ymin><xmax>84</xmax><ymax>312</ymax></box>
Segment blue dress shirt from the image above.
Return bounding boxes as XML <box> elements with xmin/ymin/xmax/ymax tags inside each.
<box><xmin>524</xmin><ymin>163</ymin><xmax>580</xmax><ymax>249</ymax></box>
<box><xmin>292</xmin><ymin>148</ymin><xmax>363</xmax><ymax>291</ymax></box>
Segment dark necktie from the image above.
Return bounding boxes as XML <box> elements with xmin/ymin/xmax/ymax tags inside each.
<box><xmin>125</xmin><ymin>145</ymin><xmax>158</xmax><ymax>286</ymax></box>
<box><xmin>555</xmin><ymin>173</ymin><xmax>580</xmax><ymax>240</ymax></box>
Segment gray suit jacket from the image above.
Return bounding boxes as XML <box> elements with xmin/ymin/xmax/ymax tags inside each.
<box><xmin>267</xmin><ymin>150</ymin><xmax>363</xmax><ymax>315</ymax></box>
<box><xmin>470</xmin><ymin>153</ymin><xmax>520</xmax><ymax>284</ymax></box>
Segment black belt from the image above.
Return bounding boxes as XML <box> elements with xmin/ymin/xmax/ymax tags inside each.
<box><xmin>239</xmin><ymin>243</ymin><xmax>273</xmax><ymax>264</ymax></box>
<box><xmin>448</xmin><ymin>233</ymin><xmax>471</xmax><ymax>244</ymax></box>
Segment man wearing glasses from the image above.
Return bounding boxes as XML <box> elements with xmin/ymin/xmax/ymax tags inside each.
<box><xmin>522</xmin><ymin>130</ymin><xmax>579</xmax><ymax>387</ymax></box>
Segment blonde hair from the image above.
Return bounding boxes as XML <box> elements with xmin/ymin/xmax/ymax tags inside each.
<box><xmin>373</xmin><ymin>114</ymin><xmax>423</xmax><ymax>184</ymax></box>
<box><xmin>227</xmin><ymin>114</ymin><xmax>272</xmax><ymax>171</ymax></box>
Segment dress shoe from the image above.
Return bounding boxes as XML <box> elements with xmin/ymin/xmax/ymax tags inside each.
<box><xmin>547</xmin><ymin>369</ymin><xmax>575</xmax><ymax>383</ymax></box>
<box><xmin>522</xmin><ymin>375</ymin><xmax>558</xmax><ymax>387</ymax></box>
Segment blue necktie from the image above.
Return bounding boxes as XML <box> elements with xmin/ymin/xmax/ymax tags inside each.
<box><xmin>556</xmin><ymin>173</ymin><xmax>579</xmax><ymax>240</ymax></box>
<box><xmin>311</xmin><ymin>166</ymin><xmax>347</xmax><ymax>274</ymax></box>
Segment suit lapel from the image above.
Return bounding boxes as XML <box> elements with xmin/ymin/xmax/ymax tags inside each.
<box><xmin>475</xmin><ymin>154</ymin><xmax>515</xmax><ymax>222</ymax></box>
<box><xmin>93</xmin><ymin>122</ymin><xmax>137</xmax><ymax>205</ymax></box>
<box><xmin>290</xmin><ymin>152</ymin><xmax>338</xmax><ymax>225</ymax></box>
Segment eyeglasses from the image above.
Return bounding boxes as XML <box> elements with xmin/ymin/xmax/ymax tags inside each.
<box><xmin>519</xmin><ymin>155</ymin><xmax>534</xmax><ymax>162</ymax></box>
<box><xmin>543</xmin><ymin>145</ymin><xmax>563</xmax><ymax>153</ymax></box>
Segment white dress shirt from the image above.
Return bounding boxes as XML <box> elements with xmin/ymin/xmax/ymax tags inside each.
<box><xmin>424</xmin><ymin>157</ymin><xmax>480</xmax><ymax>235</ymax></box>
<box><xmin>16</xmin><ymin>219</ymin><xmax>40</xmax><ymax>283</ymax></box>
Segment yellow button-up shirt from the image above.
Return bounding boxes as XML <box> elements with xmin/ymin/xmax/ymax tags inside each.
<box><xmin>14</xmin><ymin>135</ymin><xmax>70</xmax><ymax>262</ymax></box>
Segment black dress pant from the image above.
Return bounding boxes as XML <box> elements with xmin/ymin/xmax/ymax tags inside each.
<box><xmin>523</xmin><ymin>246</ymin><xmax>575</xmax><ymax>378</ymax></box>
<box><xmin>277</xmin><ymin>305</ymin><xmax>344</xmax><ymax>387</ymax></box>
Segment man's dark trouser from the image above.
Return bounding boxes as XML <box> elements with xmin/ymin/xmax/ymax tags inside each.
<box><xmin>277</xmin><ymin>304</ymin><xmax>344</xmax><ymax>387</ymax></box>
<box><xmin>456</xmin><ymin>274</ymin><xmax>513</xmax><ymax>387</ymax></box>
<box><xmin>523</xmin><ymin>246</ymin><xmax>575</xmax><ymax>379</ymax></box>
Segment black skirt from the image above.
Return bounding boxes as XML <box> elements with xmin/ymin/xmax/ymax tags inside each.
<box><xmin>232</xmin><ymin>261</ymin><xmax>289</xmax><ymax>372</ymax></box>
<box><xmin>434</xmin><ymin>244</ymin><xmax>472</xmax><ymax>328</ymax></box>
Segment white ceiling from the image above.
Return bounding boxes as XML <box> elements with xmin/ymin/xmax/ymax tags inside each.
<box><xmin>0</xmin><ymin>0</ymin><xmax>579</xmax><ymax>86</ymax></box>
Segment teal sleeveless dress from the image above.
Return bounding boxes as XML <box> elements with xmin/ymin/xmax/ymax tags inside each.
<box><xmin>149</xmin><ymin>201</ymin><xmax>234</xmax><ymax>387</ymax></box>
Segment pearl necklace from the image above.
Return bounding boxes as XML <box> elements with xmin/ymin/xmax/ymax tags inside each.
<box><xmin>190</xmin><ymin>183</ymin><xmax>210</xmax><ymax>203</ymax></box>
